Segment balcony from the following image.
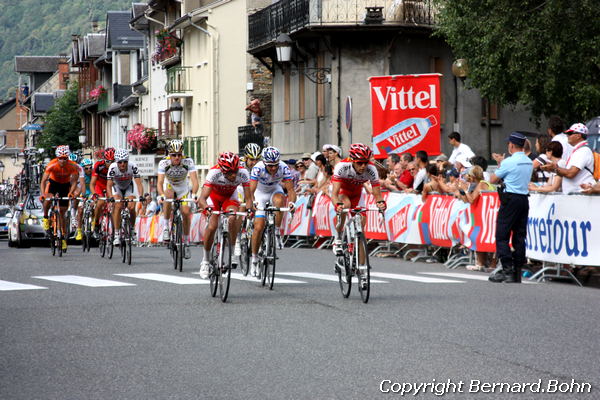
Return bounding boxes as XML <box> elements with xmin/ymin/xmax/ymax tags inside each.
<box><xmin>238</xmin><ymin>125</ymin><xmax>265</xmax><ymax>154</ymax></box>
<box><xmin>97</xmin><ymin>92</ymin><xmax>109</xmax><ymax>112</ymax></box>
<box><xmin>249</xmin><ymin>0</ymin><xmax>438</xmax><ymax>50</ymax></box>
<box><xmin>166</xmin><ymin>66</ymin><xmax>192</xmax><ymax>94</ymax></box>
<box><xmin>184</xmin><ymin>136</ymin><xmax>208</xmax><ymax>166</ymax></box>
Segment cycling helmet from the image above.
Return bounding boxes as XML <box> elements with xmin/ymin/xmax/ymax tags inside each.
<box><xmin>217</xmin><ymin>152</ymin><xmax>240</xmax><ymax>173</ymax></box>
<box><xmin>104</xmin><ymin>147</ymin><xmax>115</xmax><ymax>162</ymax></box>
<box><xmin>261</xmin><ymin>146</ymin><xmax>280</xmax><ymax>165</ymax></box>
<box><xmin>69</xmin><ymin>153</ymin><xmax>80</xmax><ymax>163</ymax></box>
<box><xmin>244</xmin><ymin>143</ymin><xmax>262</xmax><ymax>160</ymax></box>
<box><xmin>55</xmin><ymin>145</ymin><xmax>70</xmax><ymax>158</ymax></box>
<box><xmin>167</xmin><ymin>139</ymin><xmax>184</xmax><ymax>154</ymax></box>
<box><xmin>94</xmin><ymin>148</ymin><xmax>105</xmax><ymax>160</ymax></box>
<box><xmin>115</xmin><ymin>148</ymin><xmax>129</xmax><ymax>162</ymax></box>
<box><xmin>80</xmin><ymin>158</ymin><xmax>93</xmax><ymax>167</ymax></box>
<box><xmin>348</xmin><ymin>143</ymin><xmax>372</xmax><ymax>162</ymax></box>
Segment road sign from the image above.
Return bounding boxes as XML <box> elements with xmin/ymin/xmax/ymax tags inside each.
<box><xmin>129</xmin><ymin>155</ymin><xmax>156</xmax><ymax>176</ymax></box>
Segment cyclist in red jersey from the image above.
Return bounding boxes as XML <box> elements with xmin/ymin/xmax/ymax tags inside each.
<box><xmin>331</xmin><ymin>143</ymin><xmax>386</xmax><ymax>256</ymax></box>
<box><xmin>40</xmin><ymin>145</ymin><xmax>80</xmax><ymax>250</ymax></box>
<box><xmin>90</xmin><ymin>148</ymin><xmax>115</xmax><ymax>233</ymax></box>
<box><xmin>197</xmin><ymin>152</ymin><xmax>253</xmax><ymax>279</ymax></box>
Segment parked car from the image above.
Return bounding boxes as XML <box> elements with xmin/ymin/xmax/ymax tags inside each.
<box><xmin>0</xmin><ymin>205</ymin><xmax>12</xmax><ymax>238</ymax></box>
<box><xmin>7</xmin><ymin>194</ymin><xmax>46</xmax><ymax>248</ymax></box>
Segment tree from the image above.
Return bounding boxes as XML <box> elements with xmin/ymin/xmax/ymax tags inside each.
<box><xmin>434</xmin><ymin>0</ymin><xmax>600</xmax><ymax>124</ymax></box>
<box><xmin>38</xmin><ymin>82</ymin><xmax>81</xmax><ymax>153</ymax></box>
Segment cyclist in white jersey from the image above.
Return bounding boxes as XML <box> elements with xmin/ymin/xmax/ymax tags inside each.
<box><xmin>197</xmin><ymin>152</ymin><xmax>253</xmax><ymax>278</ymax></box>
<box><xmin>106</xmin><ymin>149</ymin><xmax>144</xmax><ymax>245</ymax></box>
<box><xmin>157</xmin><ymin>140</ymin><xmax>200</xmax><ymax>258</ymax></box>
<box><xmin>249</xmin><ymin>146</ymin><xmax>296</xmax><ymax>277</ymax></box>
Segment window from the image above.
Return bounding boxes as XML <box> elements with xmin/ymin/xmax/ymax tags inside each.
<box><xmin>482</xmin><ymin>99</ymin><xmax>501</xmax><ymax>124</ymax></box>
<box><xmin>317</xmin><ymin>54</ymin><xmax>325</xmax><ymax>117</ymax></box>
<box><xmin>298</xmin><ymin>62</ymin><xmax>305</xmax><ymax>120</ymax></box>
<box><xmin>284</xmin><ymin>69</ymin><xmax>290</xmax><ymax>121</ymax></box>
<box><xmin>184</xmin><ymin>136</ymin><xmax>208</xmax><ymax>166</ymax></box>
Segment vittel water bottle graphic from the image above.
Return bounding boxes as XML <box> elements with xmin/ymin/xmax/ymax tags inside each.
<box><xmin>373</xmin><ymin>115</ymin><xmax>438</xmax><ymax>156</ymax></box>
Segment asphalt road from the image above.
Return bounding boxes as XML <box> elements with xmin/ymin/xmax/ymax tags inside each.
<box><xmin>1</xmin><ymin>240</ymin><xmax>598</xmax><ymax>400</ymax></box>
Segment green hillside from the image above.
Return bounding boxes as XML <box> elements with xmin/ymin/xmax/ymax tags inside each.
<box><xmin>0</xmin><ymin>0</ymin><xmax>133</xmax><ymax>101</ymax></box>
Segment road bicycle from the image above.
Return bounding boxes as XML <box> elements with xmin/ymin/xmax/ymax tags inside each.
<box><xmin>112</xmin><ymin>198</ymin><xmax>139</xmax><ymax>266</ymax></box>
<box><xmin>164</xmin><ymin>198</ymin><xmax>195</xmax><ymax>272</ymax></box>
<box><xmin>256</xmin><ymin>203</ymin><xmax>292</xmax><ymax>290</ymax></box>
<box><xmin>238</xmin><ymin>212</ymin><xmax>254</xmax><ymax>276</ymax></box>
<box><xmin>206</xmin><ymin>209</ymin><xmax>246</xmax><ymax>302</ymax></box>
<box><xmin>335</xmin><ymin>207</ymin><xmax>383</xmax><ymax>304</ymax></box>
<box><xmin>80</xmin><ymin>196</ymin><xmax>94</xmax><ymax>252</ymax></box>
<box><xmin>46</xmin><ymin>194</ymin><xmax>70</xmax><ymax>257</ymax></box>
<box><xmin>97</xmin><ymin>196</ymin><xmax>114</xmax><ymax>259</ymax></box>
<box><xmin>65</xmin><ymin>197</ymin><xmax>78</xmax><ymax>240</ymax></box>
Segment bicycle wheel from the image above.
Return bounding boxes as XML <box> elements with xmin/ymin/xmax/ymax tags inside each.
<box><xmin>240</xmin><ymin>233</ymin><xmax>249</xmax><ymax>276</ymax></box>
<box><xmin>99</xmin><ymin>215</ymin><xmax>106</xmax><ymax>258</ymax></box>
<box><xmin>50</xmin><ymin>230</ymin><xmax>56</xmax><ymax>257</ymax></box>
<box><xmin>265</xmin><ymin>227</ymin><xmax>276</xmax><ymax>290</ymax></box>
<box><xmin>337</xmin><ymin>244</ymin><xmax>352</xmax><ymax>298</ymax></box>
<box><xmin>126</xmin><ymin>222</ymin><xmax>132</xmax><ymax>266</ymax></box>
<box><xmin>57</xmin><ymin>232</ymin><xmax>63</xmax><ymax>258</ymax></box>
<box><xmin>260</xmin><ymin>232</ymin><xmax>268</xmax><ymax>287</ymax></box>
<box><xmin>50</xmin><ymin>212</ymin><xmax>57</xmax><ymax>256</ymax></box>
<box><xmin>355</xmin><ymin>233</ymin><xmax>370</xmax><ymax>303</ymax></box>
<box><xmin>107</xmin><ymin>218</ymin><xmax>114</xmax><ymax>259</ymax></box>
<box><xmin>218</xmin><ymin>233</ymin><xmax>232</xmax><ymax>302</ymax></box>
<box><xmin>209</xmin><ymin>243</ymin><xmax>218</xmax><ymax>298</ymax></box>
<box><xmin>175</xmin><ymin>216</ymin><xmax>183</xmax><ymax>272</ymax></box>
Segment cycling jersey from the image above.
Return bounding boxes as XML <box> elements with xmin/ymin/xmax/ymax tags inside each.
<box><xmin>250</xmin><ymin>161</ymin><xmax>292</xmax><ymax>192</ymax></box>
<box><xmin>107</xmin><ymin>162</ymin><xmax>140</xmax><ymax>191</ymax></box>
<box><xmin>44</xmin><ymin>158</ymin><xmax>80</xmax><ymax>184</ymax></box>
<box><xmin>332</xmin><ymin>158</ymin><xmax>380</xmax><ymax>198</ymax></box>
<box><xmin>157</xmin><ymin>157</ymin><xmax>196</xmax><ymax>194</ymax></box>
<box><xmin>79</xmin><ymin>173</ymin><xmax>92</xmax><ymax>196</ymax></box>
<box><xmin>204</xmin><ymin>166</ymin><xmax>250</xmax><ymax>210</ymax></box>
<box><xmin>92</xmin><ymin>160</ymin><xmax>110</xmax><ymax>195</ymax></box>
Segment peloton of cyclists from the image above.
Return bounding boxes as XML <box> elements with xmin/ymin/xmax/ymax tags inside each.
<box><xmin>157</xmin><ymin>139</ymin><xmax>200</xmax><ymax>259</ymax></box>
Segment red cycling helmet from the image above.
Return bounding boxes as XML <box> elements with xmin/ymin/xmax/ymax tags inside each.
<box><xmin>217</xmin><ymin>152</ymin><xmax>240</xmax><ymax>173</ymax></box>
<box><xmin>104</xmin><ymin>147</ymin><xmax>116</xmax><ymax>162</ymax></box>
<box><xmin>348</xmin><ymin>143</ymin><xmax>372</xmax><ymax>162</ymax></box>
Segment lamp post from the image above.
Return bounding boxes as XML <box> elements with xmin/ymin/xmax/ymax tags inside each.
<box><xmin>451</xmin><ymin>58</ymin><xmax>469</xmax><ymax>133</ymax></box>
<box><xmin>274</xmin><ymin>33</ymin><xmax>331</xmax><ymax>84</ymax></box>
<box><xmin>119</xmin><ymin>110</ymin><xmax>129</xmax><ymax>148</ymax></box>
<box><xmin>78</xmin><ymin>129</ymin><xmax>87</xmax><ymax>147</ymax></box>
<box><xmin>0</xmin><ymin>160</ymin><xmax>4</xmax><ymax>181</ymax></box>
<box><xmin>169</xmin><ymin>99</ymin><xmax>183</xmax><ymax>139</ymax></box>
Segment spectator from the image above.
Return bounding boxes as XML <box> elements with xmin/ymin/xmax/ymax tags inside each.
<box><xmin>524</xmin><ymin>138</ymin><xmax>537</xmax><ymax>161</ymax></box>
<box><xmin>245</xmin><ymin>98</ymin><xmax>263</xmax><ymax>129</ymax></box>
<box><xmin>412</xmin><ymin>150</ymin><xmax>428</xmax><ymax>193</ymax></box>
<box><xmin>310</xmin><ymin>154</ymin><xmax>329</xmax><ymax>194</ymax></box>
<box><xmin>458</xmin><ymin>166</ymin><xmax>497</xmax><ymax>272</ymax></box>
<box><xmin>286</xmin><ymin>159</ymin><xmax>301</xmax><ymax>190</ymax></box>
<box><xmin>434</xmin><ymin>154</ymin><xmax>448</xmax><ymax>173</ymax></box>
<box><xmin>386</xmin><ymin>153</ymin><xmax>400</xmax><ymax>170</ymax></box>
<box><xmin>542</xmin><ymin>123</ymin><xmax>595</xmax><ymax>194</ymax></box>
<box><xmin>323</xmin><ymin>144</ymin><xmax>343</xmax><ymax>167</ymax></box>
<box><xmin>547</xmin><ymin>115</ymin><xmax>572</xmax><ymax>161</ymax></box>
<box><xmin>529</xmin><ymin>141</ymin><xmax>564</xmax><ymax>193</ymax></box>
<box><xmin>581</xmin><ymin>181</ymin><xmax>600</xmax><ymax>194</ymax></box>
<box><xmin>448</xmin><ymin>132</ymin><xmax>475</xmax><ymax>164</ymax></box>
<box><xmin>471</xmin><ymin>155</ymin><xmax>490</xmax><ymax>181</ymax></box>
<box><xmin>383</xmin><ymin>161</ymin><xmax>404</xmax><ymax>192</ymax></box>
<box><xmin>532</xmin><ymin>133</ymin><xmax>553</xmax><ymax>183</ymax></box>
<box><xmin>421</xmin><ymin>164</ymin><xmax>443</xmax><ymax>202</ymax></box>
<box><xmin>295</xmin><ymin>160</ymin><xmax>308</xmax><ymax>193</ymax></box>
<box><xmin>454</xmin><ymin>154</ymin><xmax>472</xmax><ymax>181</ymax></box>
<box><xmin>301</xmin><ymin>152</ymin><xmax>320</xmax><ymax>186</ymax></box>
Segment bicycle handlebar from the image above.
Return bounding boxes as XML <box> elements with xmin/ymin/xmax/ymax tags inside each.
<box><xmin>163</xmin><ymin>199</ymin><xmax>195</xmax><ymax>203</ymax></box>
<box><xmin>338</xmin><ymin>207</ymin><xmax>384</xmax><ymax>214</ymax></box>
<box><xmin>256</xmin><ymin>207</ymin><xmax>292</xmax><ymax>212</ymax></box>
<box><xmin>207</xmin><ymin>210</ymin><xmax>248</xmax><ymax>216</ymax></box>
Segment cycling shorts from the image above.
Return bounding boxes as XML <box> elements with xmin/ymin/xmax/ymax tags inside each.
<box><xmin>112</xmin><ymin>183</ymin><xmax>135</xmax><ymax>198</ymax></box>
<box><xmin>207</xmin><ymin>191</ymin><xmax>240</xmax><ymax>212</ymax></box>
<box><xmin>339</xmin><ymin>188</ymin><xmax>365</xmax><ymax>209</ymax></box>
<box><xmin>46</xmin><ymin>179</ymin><xmax>71</xmax><ymax>207</ymax></box>
<box><xmin>255</xmin><ymin>185</ymin><xmax>284</xmax><ymax>218</ymax></box>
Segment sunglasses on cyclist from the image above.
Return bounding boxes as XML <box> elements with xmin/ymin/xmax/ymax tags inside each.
<box><xmin>58</xmin><ymin>157</ymin><xmax>68</xmax><ymax>161</ymax></box>
<box><xmin>354</xmin><ymin>161</ymin><xmax>368</xmax><ymax>166</ymax></box>
<box><xmin>170</xmin><ymin>153</ymin><xmax>183</xmax><ymax>157</ymax></box>
<box><xmin>117</xmin><ymin>160</ymin><xmax>128</xmax><ymax>164</ymax></box>
<box><xmin>84</xmin><ymin>166</ymin><xmax>92</xmax><ymax>170</ymax></box>
<box><xmin>265</xmin><ymin>163</ymin><xmax>279</xmax><ymax>168</ymax></box>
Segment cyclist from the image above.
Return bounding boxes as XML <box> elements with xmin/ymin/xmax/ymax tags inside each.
<box><xmin>40</xmin><ymin>145</ymin><xmax>80</xmax><ymax>251</ymax></box>
<box><xmin>106</xmin><ymin>149</ymin><xmax>144</xmax><ymax>245</ymax></box>
<box><xmin>249</xmin><ymin>146</ymin><xmax>296</xmax><ymax>277</ymax></box>
<box><xmin>90</xmin><ymin>147</ymin><xmax>115</xmax><ymax>236</ymax></box>
<box><xmin>331</xmin><ymin>143</ymin><xmax>386</xmax><ymax>269</ymax></box>
<box><xmin>75</xmin><ymin>158</ymin><xmax>93</xmax><ymax>240</ymax></box>
<box><xmin>197</xmin><ymin>152</ymin><xmax>253</xmax><ymax>279</ymax></box>
<box><xmin>157</xmin><ymin>139</ymin><xmax>199</xmax><ymax>259</ymax></box>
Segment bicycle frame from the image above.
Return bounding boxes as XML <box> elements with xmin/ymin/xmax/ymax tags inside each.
<box><xmin>164</xmin><ymin>198</ymin><xmax>195</xmax><ymax>272</ymax></box>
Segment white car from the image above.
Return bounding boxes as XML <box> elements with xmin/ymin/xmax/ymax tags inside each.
<box><xmin>7</xmin><ymin>194</ymin><xmax>46</xmax><ymax>248</ymax></box>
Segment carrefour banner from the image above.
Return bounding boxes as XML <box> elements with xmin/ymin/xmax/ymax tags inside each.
<box><xmin>369</xmin><ymin>74</ymin><xmax>441</xmax><ymax>158</ymax></box>
<box><xmin>285</xmin><ymin>194</ymin><xmax>313</xmax><ymax>236</ymax></box>
<box><xmin>526</xmin><ymin>193</ymin><xmax>598</xmax><ymax>266</ymax></box>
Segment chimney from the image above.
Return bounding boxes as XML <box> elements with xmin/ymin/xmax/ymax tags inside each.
<box><xmin>91</xmin><ymin>18</ymin><xmax>99</xmax><ymax>33</ymax></box>
<box><xmin>58</xmin><ymin>54</ymin><xmax>70</xmax><ymax>90</ymax></box>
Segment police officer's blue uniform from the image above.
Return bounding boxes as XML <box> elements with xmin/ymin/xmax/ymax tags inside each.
<box><xmin>490</xmin><ymin>132</ymin><xmax>533</xmax><ymax>283</ymax></box>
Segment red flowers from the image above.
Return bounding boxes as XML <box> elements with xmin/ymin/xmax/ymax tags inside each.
<box><xmin>89</xmin><ymin>85</ymin><xmax>106</xmax><ymax>99</ymax></box>
<box><xmin>127</xmin><ymin>123</ymin><xmax>157</xmax><ymax>150</ymax></box>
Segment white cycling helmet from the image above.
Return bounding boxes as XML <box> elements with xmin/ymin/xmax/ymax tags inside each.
<box><xmin>115</xmin><ymin>148</ymin><xmax>129</xmax><ymax>162</ymax></box>
<box><xmin>55</xmin><ymin>145</ymin><xmax>70</xmax><ymax>158</ymax></box>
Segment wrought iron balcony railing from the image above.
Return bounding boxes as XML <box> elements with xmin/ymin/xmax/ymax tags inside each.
<box><xmin>238</xmin><ymin>125</ymin><xmax>265</xmax><ymax>154</ymax></box>
<box><xmin>97</xmin><ymin>92</ymin><xmax>109</xmax><ymax>112</ymax></box>
<box><xmin>166</xmin><ymin>66</ymin><xmax>192</xmax><ymax>94</ymax></box>
<box><xmin>184</xmin><ymin>136</ymin><xmax>208</xmax><ymax>166</ymax></box>
<box><xmin>249</xmin><ymin>0</ymin><xmax>438</xmax><ymax>50</ymax></box>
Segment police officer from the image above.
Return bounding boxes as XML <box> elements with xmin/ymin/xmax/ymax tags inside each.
<box><xmin>489</xmin><ymin>132</ymin><xmax>533</xmax><ymax>283</ymax></box>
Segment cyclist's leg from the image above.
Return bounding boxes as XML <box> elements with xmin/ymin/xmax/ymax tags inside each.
<box><xmin>271</xmin><ymin>190</ymin><xmax>286</xmax><ymax>228</ymax></box>
<box><xmin>355</xmin><ymin>195</ymin><xmax>368</xmax><ymax>266</ymax></box>
<box><xmin>162</xmin><ymin>186</ymin><xmax>175</xmax><ymax>239</ymax></box>
<box><xmin>333</xmin><ymin>192</ymin><xmax>353</xmax><ymax>255</ymax></box>
<box><xmin>223</xmin><ymin>199</ymin><xmax>241</xmax><ymax>246</ymax></box>
<box><xmin>112</xmin><ymin>188</ymin><xmax>123</xmax><ymax>232</ymax></box>
<box><xmin>251</xmin><ymin>189</ymin><xmax>270</xmax><ymax>257</ymax></box>
<box><xmin>125</xmin><ymin>184</ymin><xmax>137</xmax><ymax>225</ymax></box>
<box><xmin>93</xmin><ymin>199</ymin><xmax>104</xmax><ymax>230</ymax></box>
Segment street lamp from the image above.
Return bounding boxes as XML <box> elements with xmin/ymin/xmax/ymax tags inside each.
<box><xmin>0</xmin><ymin>160</ymin><xmax>4</xmax><ymax>181</ymax></box>
<box><xmin>169</xmin><ymin>99</ymin><xmax>183</xmax><ymax>138</ymax></box>
<box><xmin>78</xmin><ymin>129</ymin><xmax>87</xmax><ymax>146</ymax></box>
<box><xmin>451</xmin><ymin>58</ymin><xmax>470</xmax><ymax>134</ymax></box>
<box><xmin>119</xmin><ymin>110</ymin><xmax>129</xmax><ymax>133</ymax></box>
<box><xmin>274</xmin><ymin>33</ymin><xmax>331</xmax><ymax>84</ymax></box>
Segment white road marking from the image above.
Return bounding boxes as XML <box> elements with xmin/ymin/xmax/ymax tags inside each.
<box><xmin>0</xmin><ymin>280</ymin><xmax>47</xmax><ymax>291</ymax></box>
<box><xmin>230</xmin><ymin>273</ymin><xmax>306</xmax><ymax>284</ymax></box>
<box><xmin>371</xmin><ymin>272</ymin><xmax>464</xmax><ymax>283</ymax></box>
<box><xmin>115</xmin><ymin>273</ymin><xmax>208</xmax><ymax>285</ymax></box>
<box><xmin>278</xmin><ymin>272</ymin><xmax>388</xmax><ymax>283</ymax></box>
<box><xmin>420</xmin><ymin>272</ymin><xmax>537</xmax><ymax>284</ymax></box>
<box><xmin>33</xmin><ymin>275</ymin><xmax>135</xmax><ymax>287</ymax></box>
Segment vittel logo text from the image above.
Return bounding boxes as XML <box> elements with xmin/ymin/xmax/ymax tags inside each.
<box><xmin>372</xmin><ymin>85</ymin><xmax>437</xmax><ymax>111</ymax></box>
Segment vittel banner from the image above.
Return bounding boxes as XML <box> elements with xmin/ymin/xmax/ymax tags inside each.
<box><xmin>369</xmin><ymin>74</ymin><xmax>441</xmax><ymax>158</ymax></box>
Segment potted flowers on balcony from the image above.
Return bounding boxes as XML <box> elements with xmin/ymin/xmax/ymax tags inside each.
<box><xmin>152</xmin><ymin>28</ymin><xmax>182</xmax><ymax>65</ymax></box>
<box><xmin>127</xmin><ymin>123</ymin><xmax>158</xmax><ymax>154</ymax></box>
<box><xmin>89</xmin><ymin>85</ymin><xmax>107</xmax><ymax>100</ymax></box>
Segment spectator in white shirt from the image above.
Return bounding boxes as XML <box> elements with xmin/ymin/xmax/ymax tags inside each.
<box><xmin>529</xmin><ymin>141</ymin><xmax>565</xmax><ymax>193</ymax></box>
<box><xmin>542</xmin><ymin>123</ymin><xmax>596</xmax><ymax>193</ymax></box>
<box><xmin>448</xmin><ymin>132</ymin><xmax>475</xmax><ymax>165</ymax></box>
<box><xmin>547</xmin><ymin>115</ymin><xmax>572</xmax><ymax>161</ymax></box>
<box><xmin>412</xmin><ymin>150</ymin><xmax>428</xmax><ymax>193</ymax></box>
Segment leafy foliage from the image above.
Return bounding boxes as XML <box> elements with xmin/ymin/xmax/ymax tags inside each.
<box><xmin>0</xmin><ymin>0</ymin><xmax>131</xmax><ymax>101</ymax></box>
<box><xmin>37</xmin><ymin>83</ymin><xmax>81</xmax><ymax>152</ymax></box>
<box><xmin>434</xmin><ymin>0</ymin><xmax>600</xmax><ymax>123</ymax></box>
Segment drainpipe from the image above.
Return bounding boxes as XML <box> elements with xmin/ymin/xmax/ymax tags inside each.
<box><xmin>190</xmin><ymin>20</ymin><xmax>219</xmax><ymax>166</ymax></box>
